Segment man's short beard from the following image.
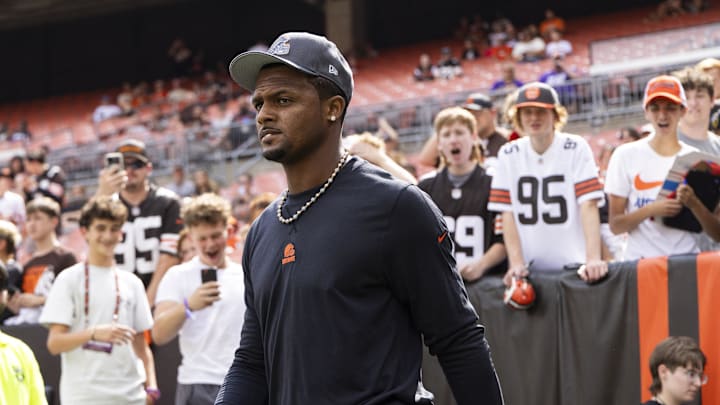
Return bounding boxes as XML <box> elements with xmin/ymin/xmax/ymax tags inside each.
<box><xmin>123</xmin><ymin>181</ymin><xmax>144</xmax><ymax>193</ymax></box>
<box><xmin>263</xmin><ymin>149</ymin><xmax>286</xmax><ymax>163</ymax></box>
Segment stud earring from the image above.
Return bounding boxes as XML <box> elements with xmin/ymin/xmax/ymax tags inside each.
<box><xmin>329</xmin><ymin>115</ymin><xmax>337</xmax><ymax>122</ymax></box>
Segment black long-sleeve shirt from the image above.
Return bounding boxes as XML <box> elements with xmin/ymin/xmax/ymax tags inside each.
<box><xmin>216</xmin><ymin>157</ymin><xmax>503</xmax><ymax>405</ymax></box>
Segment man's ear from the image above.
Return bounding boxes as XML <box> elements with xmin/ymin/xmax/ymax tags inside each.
<box><xmin>326</xmin><ymin>95</ymin><xmax>346</xmax><ymax>122</ymax></box>
<box><xmin>658</xmin><ymin>364</ymin><xmax>670</xmax><ymax>380</ymax></box>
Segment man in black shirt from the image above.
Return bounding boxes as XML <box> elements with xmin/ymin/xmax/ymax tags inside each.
<box><xmin>95</xmin><ymin>139</ymin><xmax>182</xmax><ymax>305</ymax></box>
<box><xmin>23</xmin><ymin>148</ymin><xmax>65</xmax><ymax>209</ymax></box>
<box><xmin>462</xmin><ymin>93</ymin><xmax>508</xmax><ymax>158</ymax></box>
<box><xmin>217</xmin><ymin>32</ymin><xmax>503</xmax><ymax>405</ymax></box>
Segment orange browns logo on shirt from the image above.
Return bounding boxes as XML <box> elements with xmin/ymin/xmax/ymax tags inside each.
<box><xmin>282</xmin><ymin>243</ymin><xmax>296</xmax><ymax>265</ymax></box>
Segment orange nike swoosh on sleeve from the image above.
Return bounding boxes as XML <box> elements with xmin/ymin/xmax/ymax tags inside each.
<box><xmin>438</xmin><ymin>231</ymin><xmax>448</xmax><ymax>243</ymax></box>
<box><xmin>634</xmin><ymin>174</ymin><xmax>664</xmax><ymax>191</ymax></box>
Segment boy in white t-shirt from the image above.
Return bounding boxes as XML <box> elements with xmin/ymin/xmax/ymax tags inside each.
<box><xmin>604</xmin><ymin>75</ymin><xmax>701</xmax><ymax>260</ymax></box>
<box><xmin>39</xmin><ymin>196</ymin><xmax>158</xmax><ymax>405</ymax></box>
<box><xmin>153</xmin><ymin>193</ymin><xmax>245</xmax><ymax>405</ymax></box>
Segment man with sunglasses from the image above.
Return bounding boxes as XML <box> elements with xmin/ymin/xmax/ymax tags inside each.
<box><xmin>23</xmin><ymin>148</ymin><xmax>66</xmax><ymax>209</ymax></box>
<box><xmin>96</xmin><ymin>139</ymin><xmax>182</xmax><ymax>306</ymax></box>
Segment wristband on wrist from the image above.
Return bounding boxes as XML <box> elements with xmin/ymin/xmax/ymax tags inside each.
<box><xmin>183</xmin><ymin>298</ymin><xmax>194</xmax><ymax>320</ymax></box>
<box><xmin>146</xmin><ymin>387</ymin><xmax>161</xmax><ymax>401</ymax></box>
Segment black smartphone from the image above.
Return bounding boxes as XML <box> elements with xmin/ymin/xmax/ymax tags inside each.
<box><xmin>104</xmin><ymin>152</ymin><xmax>124</xmax><ymax>170</ymax></box>
<box><xmin>201</xmin><ymin>268</ymin><xmax>217</xmax><ymax>283</ymax></box>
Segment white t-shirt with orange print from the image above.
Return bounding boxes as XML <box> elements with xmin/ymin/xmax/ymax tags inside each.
<box><xmin>604</xmin><ymin>137</ymin><xmax>699</xmax><ymax>261</ymax></box>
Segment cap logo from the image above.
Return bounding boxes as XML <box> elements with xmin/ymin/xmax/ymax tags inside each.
<box><xmin>525</xmin><ymin>87</ymin><xmax>541</xmax><ymax>100</ymax></box>
<box><xmin>328</xmin><ymin>64</ymin><xmax>338</xmax><ymax>76</ymax></box>
<box><xmin>268</xmin><ymin>37</ymin><xmax>290</xmax><ymax>56</ymax></box>
<box><xmin>117</xmin><ymin>144</ymin><xmax>144</xmax><ymax>154</ymax></box>
<box><xmin>649</xmin><ymin>81</ymin><xmax>677</xmax><ymax>93</ymax></box>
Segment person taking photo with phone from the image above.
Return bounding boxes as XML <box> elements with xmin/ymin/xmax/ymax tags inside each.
<box><xmin>152</xmin><ymin>193</ymin><xmax>245</xmax><ymax>405</ymax></box>
<box><xmin>95</xmin><ymin>139</ymin><xmax>183</xmax><ymax>306</ymax></box>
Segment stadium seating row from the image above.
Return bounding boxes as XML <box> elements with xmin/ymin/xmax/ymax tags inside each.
<box><xmin>1</xmin><ymin>3</ymin><xmax>719</xmax><ymax>151</ymax></box>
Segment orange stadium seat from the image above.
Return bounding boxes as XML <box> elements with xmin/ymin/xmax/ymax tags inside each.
<box><xmin>1</xmin><ymin>4</ymin><xmax>719</xmax><ymax>142</ymax></box>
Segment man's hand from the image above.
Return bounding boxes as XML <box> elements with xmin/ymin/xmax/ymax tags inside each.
<box><xmin>503</xmin><ymin>264</ymin><xmax>529</xmax><ymax>287</ymax></box>
<box><xmin>577</xmin><ymin>259</ymin><xmax>608</xmax><ymax>283</ymax></box>
<box><xmin>17</xmin><ymin>293</ymin><xmax>45</xmax><ymax>308</ymax></box>
<box><xmin>6</xmin><ymin>292</ymin><xmax>21</xmax><ymax>313</ymax></box>
<box><xmin>649</xmin><ymin>198</ymin><xmax>683</xmax><ymax>217</ymax></box>
<box><xmin>676</xmin><ymin>184</ymin><xmax>701</xmax><ymax>210</ymax></box>
<box><xmin>92</xmin><ymin>323</ymin><xmax>137</xmax><ymax>345</ymax></box>
<box><xmin>186</xmin><ymin>281</ymin><xmax>221</xmax><ymax>311</ymax></box>
<box><xmin>96</xmin><ymin>166</ymin><xmax>127</xmax><ymax>196</ymax></box>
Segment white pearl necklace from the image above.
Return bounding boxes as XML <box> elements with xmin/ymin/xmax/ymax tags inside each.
<box><xmin>276</xmin><ymin>151</ymin><xmax>349</xmax><ymax>225</ymax></box>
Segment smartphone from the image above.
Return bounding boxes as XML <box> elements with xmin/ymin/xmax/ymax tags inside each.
<box><xmin>201</xmin><ymin>268</ymin><xmax>217</xmax><ymax>283</ymax></box>
<box><xmin>104</xmin><ymin>152</ymin><xmax>124</xmax><ymax>170</ymax></box>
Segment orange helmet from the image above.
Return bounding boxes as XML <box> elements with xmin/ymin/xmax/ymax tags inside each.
<box><xmin>503</xmin><ymin>277</ymin><xmax>536</xmax><ymax>310</ymax></box>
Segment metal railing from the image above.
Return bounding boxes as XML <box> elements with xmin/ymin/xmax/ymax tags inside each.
<box><xmin>46</xmin><ymin>61</ymin><xmax>706</xmax><ymax>187</ymax></box>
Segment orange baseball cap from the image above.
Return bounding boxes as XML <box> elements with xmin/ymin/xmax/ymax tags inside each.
<box><xmin>643</xmin><ymin>75</ymin><xmax>687</xmax><ymax>109</ymax></box>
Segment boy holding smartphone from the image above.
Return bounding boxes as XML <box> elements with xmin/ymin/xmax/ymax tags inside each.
<box><xmin>152</xmin><ymin>193</ymin><xmax>245</xmax><ymax>405</ymax></box>
<box><xmin>39</xmin><ymin>196</ymin><xmax>158</xmax><ymax>404</ymax></box>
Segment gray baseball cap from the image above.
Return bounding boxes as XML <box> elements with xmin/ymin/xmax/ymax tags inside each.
<box><xmin>229</xmin><ymin>32</ymin><xmax>354</xmax><ymax>103</ymax></box>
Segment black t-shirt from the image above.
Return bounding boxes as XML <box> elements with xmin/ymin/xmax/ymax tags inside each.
<box><xmin>484</xmin><ymin>131</ymin><xmax>508</xmax><ymax>158</ymax></box>
<box><xmin>219</xmin><ymin>157</ymin><xmax>502</xmax><ymax>405</ymax></box>
<box><xmin>418</xmin><ymin>165</ymin><xmax>505</xmax><ymax>275</ymax></box>
<box><xmin>0</xmin><ymin>260</ymin><xmax>23</xmax><ymax>323</ymax></box>
<box><xmin>114</xmin><ymin>185</ymin><xmax>182</xmax><ymax>286</ymax></box>
<box><xmin>710</xmin><ymin>99</ymin><xmax>720</xmax><ymax>135</ymax></box>
<box><xmin>27</xmin><ymin>165</ymin><xmax>65</xmax><ymax>207</ymax></box>
<box><xmin>641</xmin><ymin>400</ymin><xmax>661</xmax><ymax>405</ymax></box>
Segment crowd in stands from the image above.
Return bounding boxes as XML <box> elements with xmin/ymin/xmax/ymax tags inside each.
<box><xmin>414</xmin><ymin>9</ymin><xmax>573</xmax><ymax>82</ymax></box>
<box><xmin>4</xmin><ymin>58</ymin><xmax>718</xmax><ymax>320</ymax></box>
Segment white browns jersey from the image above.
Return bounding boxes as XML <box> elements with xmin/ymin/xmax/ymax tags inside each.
<box><xmin>604</xmin><ymin>137</ymin><xmax>698</xmax><ymax>260</ymax></box>
<box><xmin>488</xmin><ymin>132</ymin><xmax>604</xmax><ymax>271</ymax></box>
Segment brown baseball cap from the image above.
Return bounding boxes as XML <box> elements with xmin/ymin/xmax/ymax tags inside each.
<box><xmin>514</xmin><ymin>82</ymin><xmax>560</xmax><ymax>109</ymax></box>
<box><xmin>116</xmin><ymin>139</ymin><xmax>150</xmax><ymax>163</ymax></box>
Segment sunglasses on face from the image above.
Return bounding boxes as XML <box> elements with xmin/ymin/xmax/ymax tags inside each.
<box><xmin>124</xmin><ymin>160</ymin><xmax>148</xmax><ymax>169</ymax></box>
